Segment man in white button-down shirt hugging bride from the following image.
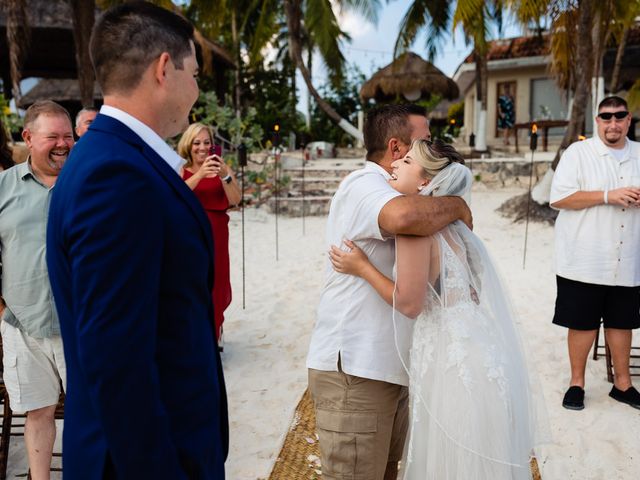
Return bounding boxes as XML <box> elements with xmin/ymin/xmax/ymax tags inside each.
<box><xmin>306</xmin><ymin>104</ymin><xmax>472</xmax><ymax>480</ymax></box>
<box><xmin>551</xmin><ymin>95</ymin><xmax>640</xmax><ymax>411</ymax></box>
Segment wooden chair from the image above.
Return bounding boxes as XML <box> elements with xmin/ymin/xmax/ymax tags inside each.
<box><xmin>0</xmin><ymin>374</ymin><xmax>12</xmax><ymax>480</ymax></box>
<box><xmin>0</xmin><ymin>337</ymin><xmax>64</xmax><ymax>479</ymax></box>
<box><xmin>593</xmin><ymin>324</ymin><xmax>640</xmax><ymax>383</ymax></box>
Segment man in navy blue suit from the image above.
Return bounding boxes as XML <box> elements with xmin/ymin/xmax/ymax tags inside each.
<box><xmin>46</xmin><ymin>3</ymin><xmax>228</xmax><ymax>479</ymax></box>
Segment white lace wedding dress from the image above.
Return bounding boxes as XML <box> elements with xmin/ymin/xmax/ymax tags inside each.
<box><xmin>395</xmin><ymin>164</ymin><xmax>545</xmax><ymax>480</ymax></box>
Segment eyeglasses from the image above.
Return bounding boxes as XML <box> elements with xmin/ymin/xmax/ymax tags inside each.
<box><xmin>597</xmin><ymin>111</ymin><xmax>629</xmax><ymax>120</ymax></box>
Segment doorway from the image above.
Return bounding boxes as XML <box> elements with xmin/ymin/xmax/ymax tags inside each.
<box><xmin>496</xmin><ymin>81</ymin><xmax>517</xmax><ymax>138</ymax></box>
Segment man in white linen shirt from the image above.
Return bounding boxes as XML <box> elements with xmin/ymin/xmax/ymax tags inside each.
<box><xmin>307</xmin><ymin>104</ymin><xmax>472</xmax><ymax>480</ymax></box>
<box><xmin>550</xmin><ymin>95</ymin><xmax>640</xmax><ymax>411</ymax></box>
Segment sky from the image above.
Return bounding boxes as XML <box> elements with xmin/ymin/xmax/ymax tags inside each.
<box><xmin>297</xmin><ymin>0</ymin><xmax>524</xmax><ymax>114</ymax></box>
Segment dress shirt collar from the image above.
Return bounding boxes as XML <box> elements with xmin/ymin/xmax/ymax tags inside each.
<box><xmin>17</xmin><ymin>158</ymin><xmax>31</xmax><ymax>180</ymax></box>
<box><xmin>593</xmin><ymin>133</ymin><xmax>635</xmax><ymax>163</ymax></box>
<box><xmin>18</xmin><ymin>158</ymin><xmax>50</xmax><ymax>189</ymax></box>
<box><xmin>99</xmin><ymin>105</ymin><xmax>185</xmax><ymax>173</ymax></box>
<box><xmin>365</xmin><ymin>160</ymin><xmax>393</xmax><ymax>179</ymax></box>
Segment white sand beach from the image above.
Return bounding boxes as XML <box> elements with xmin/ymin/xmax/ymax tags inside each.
<box><xmin>223</xmin><ymin>186</ymin><xmax>640</xmax><ymax>480</ymax></box>
<box><xmin>5</xmin><ymin>187</ymin><xmax>638</xmax><ymax>479</ymax></box>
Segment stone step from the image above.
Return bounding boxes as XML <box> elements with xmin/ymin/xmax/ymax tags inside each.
<box><xmin>283</xmin><ymin>187</ymin><xmax>337</xmax><ymax>198</ymax></box>
<box><xmin>281</xmin><ymin>167</ymin><xmax>360</xmax><ymax>180</ymax></box>
<box><xmin>288</xmin><ymin>177</ymin><xmax>344</xmax><ymax>191</ymax></box>
<box><xmin>265</xmin><ymin>196</ymin><xmax>332</xmax><ymax>216</ymax></box>
<box><xmin>281</xmin><ymin>155</ymin><xmax>364</xmax><ymax>169</ymax></box>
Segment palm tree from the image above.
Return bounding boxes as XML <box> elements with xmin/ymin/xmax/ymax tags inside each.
<box><xmin>608</xmin><ymin>2</ymin><xmax>640</xmax><ymax>94</ymax></box>
<box><xmin>509</xmin><ymin>0</ymin><xmax>634</xmax><ymax>168</ymax></box>
<box><xmin>3</xmin><ymin>0</ymin><xmax>29</xmax><ymax>101</ymax></box>
<box><xmin>69</xmin><ymin>0</ymin><xmax>96</xmax><ymax>107</ymax></box>
<box><xmin>628</xmin><ymin>79</ymin><xmax>640</xmax><ymax>113</ymax></box>
<box><xmin>284</xmin><ymin>0</ymin><xmax>381</xmax><ymax>141</ymax></box>
<box><xmin>181</xmin><ymin>0</ymin><xmax>280</xmax><ymax>116</ymax></box>
<box><xmin>393</xmin><ymin>0</ymin><xmax>504</xmax><ymax>152</ymax></box>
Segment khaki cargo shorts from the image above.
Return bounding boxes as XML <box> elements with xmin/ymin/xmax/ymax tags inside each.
<box><xmin>308</xmin><ymin>365</ymin><xmax>409</xmax><ymax>480</ymax></box>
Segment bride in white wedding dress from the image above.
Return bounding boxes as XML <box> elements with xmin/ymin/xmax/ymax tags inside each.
<box><xmin>330</xmin><ymin>139</ymin><xmax>547</xmax><ymax>480</ymax></box>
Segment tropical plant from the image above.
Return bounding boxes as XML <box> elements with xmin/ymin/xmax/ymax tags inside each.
<box><xmin>447</xmin><ymin>101</ymin><xmax>464</xmax><ymax>126</ymax></box>
<box><xmin>0</xmin><ymin>93</ymin><xmax>23</xmax><ymax>136</ymax></box>
<box><xmin>69</xmin><ymin>0</ymin><xmax>96</xmax><ymax>107</ymax></box>
<box><xmin>191</xmin><ymin>90</ymin><xmax>264</xmax><ymax>157</ymax></box>
<box><xmin>608</xmin><ymin>1</ymin><xmax>640</xmax><ymax>94</ymax></box>
<box><xmin>628</xmin><ymin>79</ymin><xmax>640</xmax><ymax>114</ymax></box>
<box><xmin>180</xmin><ymin>0</ymin><xmax>281</xmax><ymax>116</ymax></box>
<box><xmin>392</xmin><ymin>0</ymin><xmax>504</xmax><ymax>152</ymax></box>
<box><xmin>99</xmin><ymin>0</ymin><xmax>281</xmax><ymax>114</ymax></box>
<box><xmin>309</xmin><ymin>64</ymin><xmax>366</xmax><ymax>146</ymax></box>
<box><xmin>242</xmin><ymin>60</ymin><xmax>307</xmax><ymax>146</ymax></box>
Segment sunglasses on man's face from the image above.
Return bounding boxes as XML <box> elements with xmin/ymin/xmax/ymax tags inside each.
<box><xmin>597</xmin><ymin>111</ymin><xmax>629</xmax><ymax>120</ymax></box>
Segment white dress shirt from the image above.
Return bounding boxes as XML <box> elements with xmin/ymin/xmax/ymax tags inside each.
<box><xmin>550</xmin><ymin>135</ymin><xmax>640</xmax><ymax>286</ymax></box>
<box><xmin>100</xmin><ymin>105</ymin><xmax>185</xmax><ymax>173</ymax></box>
<box><xmin>306</xmin><ymin>162</ymin><xmax>414</xmax><ymax>386</ymax></box>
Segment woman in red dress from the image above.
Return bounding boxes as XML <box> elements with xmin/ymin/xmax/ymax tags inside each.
<box><xmin>178</xmin><ymin>123</ymin><xmax>241</xmax><ymax>347</ymax></box>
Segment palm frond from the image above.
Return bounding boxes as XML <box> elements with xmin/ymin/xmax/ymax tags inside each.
<box><xmin>606</xmin><ymin>0</ymin><xmax>640</xmax><ymax>44</ymax></box>
<box><xmin>628</xmin><ymin>78</ymin><xmax>640</xmax><ymax>113</ymax></box>
<box><xmin>305</xmin><ymin>0</ymin><xmax>349</xmax><ymax>83</ymax></box>
<box><xmin>548</xmin><ymin>9</ymin><xmax>578</xmax><ymax>92</ymax></box>
<box><xmin>453</xmin><ymin>0</ymin><xmax>491</xmax><ymax>54</ymax></box>
<box><xmin>336</xmin><ymin>0</ymin><xmax>382</xmax><ymax>24</ymax></box>
<box><xmin>246</xmin><ymin>0</ymin><xmax>281</xmax><ymax>64</ymax></box>
<box><xmin>504</xmin><ymin>0</ymin><xmax>548</xmax><ymax>27</ymax></box>
<box><xmin>394</xmin><ymin>0</ymin><xmax>451</xmax><ymax>61</ymax></box>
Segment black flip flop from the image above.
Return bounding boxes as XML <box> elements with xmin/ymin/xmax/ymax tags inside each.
<box><xmin>562</xmin><ymin>386</ymin><xmax>585</xmax><ymax>410</ymax></box>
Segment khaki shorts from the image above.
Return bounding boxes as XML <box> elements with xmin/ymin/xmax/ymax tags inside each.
<box><xmin>308</xmin><ymin>365</ymin><xmax>409</xmax><ymax>480</ymax></box>
<box><xmin>1</xmin><ymin>321</ymin><xmax>66</xmax><ymax>413</ymax></box>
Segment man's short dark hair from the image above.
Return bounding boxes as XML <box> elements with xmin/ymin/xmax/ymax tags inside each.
<box><xmin>23</xmin><ymin>100</ymin><xmax>72</xmax><ymax>130</ymax></box>
<box><xmin>90</xmin><ymin>2</ymin><xmax>195</xmax><ymax>95</ymax></box>
<box><xmin>405</xmin><ymin>104</ymin><xmax>427</xmax><ymax>117</ymax></box>
<box><xmin>364</xmin><ymin>105</ymin><xmax>414</xmax><ymax>163</ymax></box>
<box><xmin>598</xmin><ymin>96</ymin><xmax>628</xmax><ymax>112</ymax></box>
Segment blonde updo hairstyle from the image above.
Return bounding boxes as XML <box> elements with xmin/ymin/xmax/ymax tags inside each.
<box><xmin>177</xmin><ymin>122</ymin><xmax>214</xmax><ymax>168</ymax></box>
<box><xmin>408</xmin><ymin>138</ymin><xmax>466</xmax><ymax>179</ymax></box>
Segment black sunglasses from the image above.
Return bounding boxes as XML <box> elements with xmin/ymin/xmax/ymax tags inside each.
<box><xmin>597</xmin><ymin>111</ymin><xmax>629</xmax><ymax>120</ymax></box>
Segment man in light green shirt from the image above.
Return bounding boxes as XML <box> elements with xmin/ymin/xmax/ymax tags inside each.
<box><xmin>0</xmin><ymin>100</ymin><xmax>73</xmax><ymax>480</ymax></box>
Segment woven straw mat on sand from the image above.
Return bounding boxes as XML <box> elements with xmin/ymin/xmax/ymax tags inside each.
<box><xmin>269</xmin><ymin>389</ymin><xmax>542</xmax><ymax>480</ymax></box>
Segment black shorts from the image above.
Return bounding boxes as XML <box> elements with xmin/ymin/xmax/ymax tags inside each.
<box><xmin>553</xmin><ymin>276</ymin><xmax>640</xmax><ymax>330</ymax></box>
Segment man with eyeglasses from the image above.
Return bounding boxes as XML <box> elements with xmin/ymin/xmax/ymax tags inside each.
<box><xmin>550</xmin><ymin>95</ymin><xmax>640</xmax><ymax>411</ymax></box>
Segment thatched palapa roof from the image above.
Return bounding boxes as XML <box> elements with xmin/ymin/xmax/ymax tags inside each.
<box><xmin>360</xmin><ymin>52</ymin><xmax>459</xmax><ymax>103</ymax></box>
<box><xmin>17</xmin><ymin>79</ymin><xmax>102</xmax><ymax>109</ymax></box>
<box><xmin>0</xmin><ymin>0</ymin><xmax>236</xmax><ymax>98</ymax></box>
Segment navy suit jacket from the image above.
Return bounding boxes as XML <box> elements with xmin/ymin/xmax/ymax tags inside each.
<box><xmin>46</xmin><ymin>114</ymin><xmax>228</xmax><ymax>479</ymax></box>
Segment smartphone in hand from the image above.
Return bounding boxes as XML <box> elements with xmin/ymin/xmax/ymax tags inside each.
<box><xmin>208</xmin><ymin>144</ymin><xmax>222</xmax><ymax>157</ymax></box>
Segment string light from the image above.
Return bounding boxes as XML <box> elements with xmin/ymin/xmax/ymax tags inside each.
<box><xmin>343</xmin><ymin>45</ymin><xmax>470</xmax><ymax>56</ymax></box>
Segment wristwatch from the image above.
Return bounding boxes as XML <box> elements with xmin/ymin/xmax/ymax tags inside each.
<box><xmin>221</xmin><ymin>174</ymin><xmax>232</xmax><ymax>184</ymax></box>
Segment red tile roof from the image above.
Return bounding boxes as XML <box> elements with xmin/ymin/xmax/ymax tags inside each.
<box><xmin>464</xmin><ymin>34</ymin><xmax>549</xmax><ymax>63</ymax></box>
<box><xmin>464</xmin><ymin>24</ymin><xmax>640</xmax><ymax>63</ymax></box>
